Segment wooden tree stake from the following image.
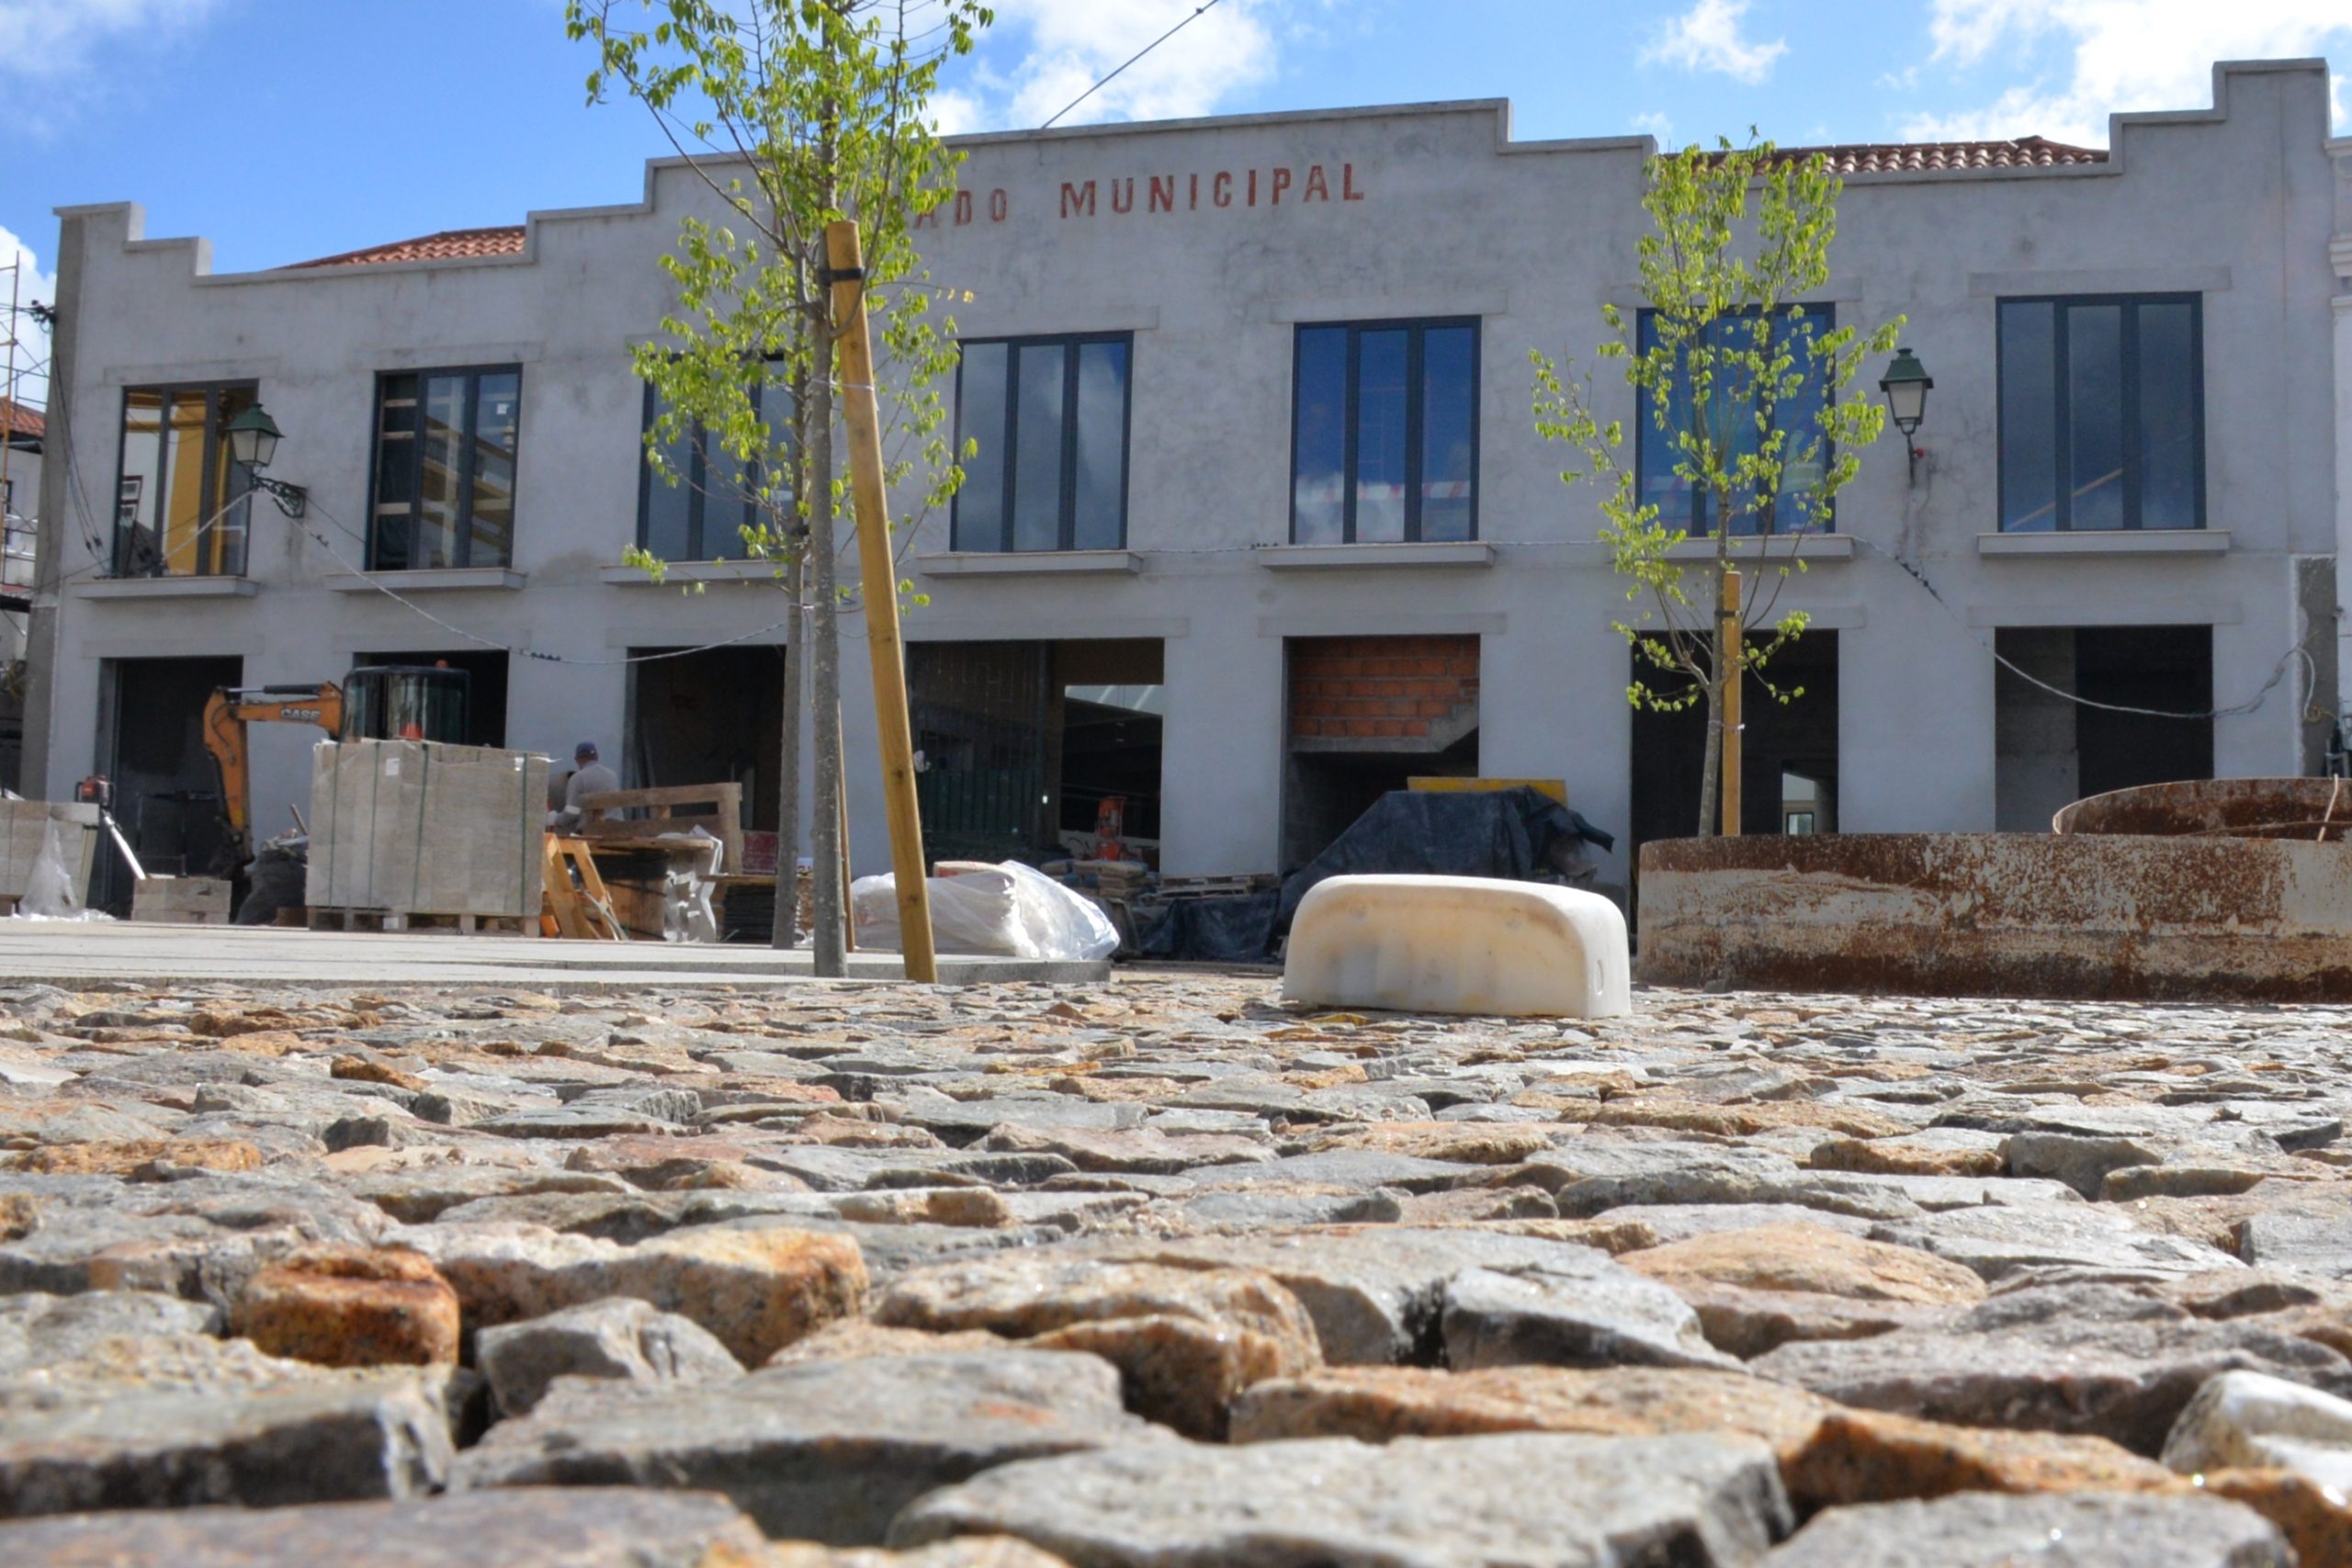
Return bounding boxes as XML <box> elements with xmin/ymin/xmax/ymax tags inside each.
<box><xmin>825</xmin><ymin>219</ymin><xmax>936</xmax><ymax>983</ymax></box>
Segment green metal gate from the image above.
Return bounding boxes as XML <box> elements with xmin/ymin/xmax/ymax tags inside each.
<box><xmin>909</xmin><ymin>641</ymin><xmax>1049</xmax><ymax>865</ymax></box>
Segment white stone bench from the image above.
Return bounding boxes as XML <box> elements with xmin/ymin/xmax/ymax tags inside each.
<box><xmin>1283</xmin><ymin>874</ymin><xmax>1632</xmax><ymax>1019</ymax></box>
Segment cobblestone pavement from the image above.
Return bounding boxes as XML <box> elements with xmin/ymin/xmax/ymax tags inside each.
<box><xmin>3</xmin><ymin>970</ymin><xmax>2351</xmax><ymax>1565</ymax></box>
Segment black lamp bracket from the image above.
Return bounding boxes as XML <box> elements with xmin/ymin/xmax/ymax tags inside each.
<box><xmin>249</xmin><ymin>475</ymin><xmax>308</xmax><ymax>518</ymax></box>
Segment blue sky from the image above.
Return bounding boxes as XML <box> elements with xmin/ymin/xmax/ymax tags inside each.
<box><xmin>1</xmin><ymin>0</ymin><xmax>2346</xmax><ymax>404</ymax></box>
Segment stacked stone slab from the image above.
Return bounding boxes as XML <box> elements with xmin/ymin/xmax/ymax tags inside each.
<box><xmin>305</xmin><ymin>740</ymin><xmax>547</xmax><ymax>918</ymax></box>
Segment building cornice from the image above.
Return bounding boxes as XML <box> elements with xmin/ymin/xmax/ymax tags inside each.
<box><xmin>56</xmin><ymin>59</ymin><xmax>2334</xmax><ymax>288</ymax></box>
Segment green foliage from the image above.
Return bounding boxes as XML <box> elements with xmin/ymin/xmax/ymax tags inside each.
<box><xmin>566</xmin><ymin>0</ymin><xmax>991</xmax><ymax>589</ymax></box>
<box><xmin>1531</xmin><ymin>134</ymin><xmax>1903</xmax><ymax>716</ymax></box>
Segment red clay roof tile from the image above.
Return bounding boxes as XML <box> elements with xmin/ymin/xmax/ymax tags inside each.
<box><xmin>288</xmin><ymin>226</ymin><xmax>528</xmax><ymax>270</ymax></box>
<box><xmin>1771</xmin><ymin>136</ymin><xmax>2108</xmax><ymax>174</ymax></box>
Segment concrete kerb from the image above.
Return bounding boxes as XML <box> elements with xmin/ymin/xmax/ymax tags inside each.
<box><xmin>0</xmin><ymin>922</ymin><xmax>1110</xmax><ymax>990</ymax></box>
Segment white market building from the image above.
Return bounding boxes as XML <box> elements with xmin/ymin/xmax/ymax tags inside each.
<box><xmin>23</xmin><ymin>58</ymin><xmax>2352</xmax><ymax>901</ymax></box>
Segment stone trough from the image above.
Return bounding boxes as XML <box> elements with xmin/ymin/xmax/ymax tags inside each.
<box><xmin>1638</xmin><ymin>781</ymin><xmax>2352</xmax><ymax>1002</ymax></box>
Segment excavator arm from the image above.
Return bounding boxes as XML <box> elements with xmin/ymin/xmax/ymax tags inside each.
<box><xmin>202</xmin><ymin>682</ymin><xmax>345</xmax><ymax>873</ymax></box>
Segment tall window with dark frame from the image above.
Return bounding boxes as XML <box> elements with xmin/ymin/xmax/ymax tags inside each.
<box><xmin>1634</xmin><ymin>305</ymin><xmax>1836</xmax><ymax>536</ymax></box>
<box><xmin>369</xmin><ymin>367</ymin><xmax>522</xmax><ymax>570</ymax></box>
<box><xmin>639</xmin><ymin>379</ymin><xmax>794</xmax><ymax>562</ymax></box>
<box><xmin>112</xmin><ymin>382</ymin><xmax>259</xmax><ymax>578</ymax></box>
<box><xmin>1997</xmin><ymin>294</ymin><xmax>2202</xmax><ymax>533</ymax></box>
<box><xmin>951</xmin><ymin>333</ymin><xmax>1132</xmax><ymax>553</ymax></box>
<box><xmin>1291</xmin><ymin>319</ymin><xmax>1479</xmax><ymax>545</ymax></box>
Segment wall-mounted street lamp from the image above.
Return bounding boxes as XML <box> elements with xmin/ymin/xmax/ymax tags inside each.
<box><xmin>223</xmin><ymin>404</ymin><xmax>308</xmax><ymax>517</ymax></box>
<box><xmin>1878</xmin><ymin>347</ymin><xmax>1933</xmax><ymax>485</ymax></box>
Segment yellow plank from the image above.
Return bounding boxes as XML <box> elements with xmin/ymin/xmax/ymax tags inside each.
<box><xmin>826</xmin><ymin>220</ymin><xmax>936</xmax><ymax>982</ymax></box>
<box><xmin>1407</xmin><ymin>777</ymin><xmax>1569</xmax><ymax>807</ymax></box>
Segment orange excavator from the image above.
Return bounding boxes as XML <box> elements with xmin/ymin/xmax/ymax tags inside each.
<box><xmin>201</xmin><ymin>664</ymin><xmax>470</xmax><ymax>874</ymax></box>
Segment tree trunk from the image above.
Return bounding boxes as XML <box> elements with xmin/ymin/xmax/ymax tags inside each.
<box><xmin>770</xmin><ymin>335</ymin><xmax>814</xmax><ymax>948</ymax></box>
<box><xmin>1702</xmin><ymin>658</ymin><xmax>1721</xmax><ymax>841</ymax></box>
<box><xmin>1695</xmin><ymin>664</ymin><xmax>1724</xmax><ymax>839</ymax></box>
<box><xmin>808</xmin><ymin>306</ymin><xmax>848</xmax><ymax>976</ymax></box>
<box><xmin>770</xmin><ymin>542</ymin><xmax>806</xmax><ymax>947</ymax></box>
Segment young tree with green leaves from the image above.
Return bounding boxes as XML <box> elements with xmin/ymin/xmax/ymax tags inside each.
<box><xmin>1532</xmin><ymin>137</ymin><xmax>1901</xmax><ymax>838</ymax></box>
<box><xmin>566</xmin><ymin>0</ymin><xmax>989</xmax><ymax>968</ymax></box>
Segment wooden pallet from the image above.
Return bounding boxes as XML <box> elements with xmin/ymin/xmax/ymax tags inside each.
<box><xmin>576</xmin><ymin>783</ymin><xmax>744</xmax><ymax>874</ymax></box>
<box><xmin>1158</xmin><ymin>873</ymin><xmax>1279</xmax><ymax>900</ymax></box>
<box><xmin>308</xmin><ymin>908</ymin><xmax>536</xmax><ymax>935</ymax></box>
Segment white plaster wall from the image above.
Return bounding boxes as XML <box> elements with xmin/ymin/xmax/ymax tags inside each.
<box><xmin>2334</xmin><ymin>132</ymin><xmax>2352</xmax><ymax>728</ymax></box>
<box><xmin>36</xmin><ymin>60</ymin><xmax>2341</xmax><ymax>883</ymax></box>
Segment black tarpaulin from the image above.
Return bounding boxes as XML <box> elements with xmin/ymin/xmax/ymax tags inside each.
<box><xmin>1275</xmin><ymin>786</ymin><xmax>1609</xmax><ymax>928</ymax></box>
<box><xmin>1136</xmin><ymin>788</ymin><xmax>1611</xmax><ymax>963</ymax></box>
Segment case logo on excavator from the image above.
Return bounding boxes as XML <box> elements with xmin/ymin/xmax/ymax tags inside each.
<box><xmin>274</xmin><ymin>706</ymin><xmax>324</xmax><ymax>723</ymax></box>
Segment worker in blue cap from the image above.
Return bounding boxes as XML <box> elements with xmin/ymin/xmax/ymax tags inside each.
<box><xmin>551</xmin><ymin>740</ymin><xmax>620</xmax><ymax>832</ymax></box>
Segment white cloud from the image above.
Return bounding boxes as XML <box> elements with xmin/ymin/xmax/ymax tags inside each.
<box><xmin>1631</xmin><ymin>110</ymin><xmax>1677</xmax><ymax>147</ymax></box>
<box><xmin>0</xmin><ymin>0</ymin><xmax>222</xmax><ymax>80</ymax></box>
<box><xmin>1907</xmin><ymin>1</ymin><xmax>2352</xmax><ymax>143</ymax></box>
<box><xmin>1923</xmin><ymin>0</ymin><xmax>2064</xmax><ymax>67</ymax></box>
<box><xmin>947</xmin><ymin>0</ymin><xmax>1284</xmax><ymax>132</ymax></box>
<box><xmin>1641</xmin><ymin>0</ymin><xmax>1789</xmax><ymax>86</ymax></box>
<box><xmin>928</xmin><ymin>87</ymin><xmax>986</xmax><ymax>136</ymax></box>
<box><xmin>0</xmin><ymin>227</ymin><xmax>56</xmax><ymax>411</ymax></box>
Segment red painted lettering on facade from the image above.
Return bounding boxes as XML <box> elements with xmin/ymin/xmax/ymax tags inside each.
<box><xmin>933</xmin><ymin>187</ymin><xmax>1012</xmax><ymax>225</ymax></box>
<box><xmin>1018</xmin><ymin>166</ymin><xmax>1369</xmax><ymax>220</ymax></box>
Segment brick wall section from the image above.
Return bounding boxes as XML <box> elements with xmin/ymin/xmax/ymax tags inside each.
<box><xmin>1288</xmin><ymin>635</ymin><xmax>1480</xmax><ymax>742</ymax></box>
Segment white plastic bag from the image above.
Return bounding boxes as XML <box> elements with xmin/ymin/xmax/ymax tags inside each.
<box><xmin>655</xmin><ymin>829</ymin><xmax>724</xmax><ymax>943</ymax></box>
<box><xmin>14</xmin><ymin>819</ymin><xmax>109</xmax><ymax>921</ymax></box>
<box><xmin>1001</xmin><ymin>860</ymin><xmax>1119</xmax><ymax>960</ymax></box>
<box><xmin>854</xmin><ymin>863</ymin><xmax>1025</xmax><ymax>956</ymax></box>
<box><xmin>852</xmin><ymin>860</ymin><xmax>1117</xmax><ymax>961</ymax></box>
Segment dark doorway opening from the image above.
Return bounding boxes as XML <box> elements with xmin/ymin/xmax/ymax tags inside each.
<box><xmin>1996</xmin><ymin>625</ymin><xmax>2212</xmax><ymax>829</ymax></box>
<box><xmin>1056</xmin><ymin>639</ymin><xmax>1163</xmax><ymax>860</ymax></box>
<box><xmin>96</xmin><ymin>654</ymin><xmax>243</xmax><ymax>908</ymax></box>
<box><xmin>626</xmin><ymin>644</ymin><xmax>787</xmax><ymax>830</ymax></box>
<box><xmin>1285</xmin><ymin>733</ymin><xmax>1481</xmax><ymax>872</ymax></box>
<box><xmin>357</xmin><ymin>649</ymin><xmax>509</xmax><ymax>750</ymax></box>
<box><xmin>910</xmin><ymin>640</ymin><xmax>1049</xmax><ymax>865</ymax></box>
<box><xmin>907</xmin><ymin>638</ymin><xmax>1166</xmax><ymax>866</ymax></box>
<box><xmin>1283</xmin><ymin>635</ymin><xmax>1481</xmax><ymax>870</ymax></box>
<box><xmin>1629</xmin><ymin>630</ymin><xmax>1839</xmax><ymax>865</ymax></box>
